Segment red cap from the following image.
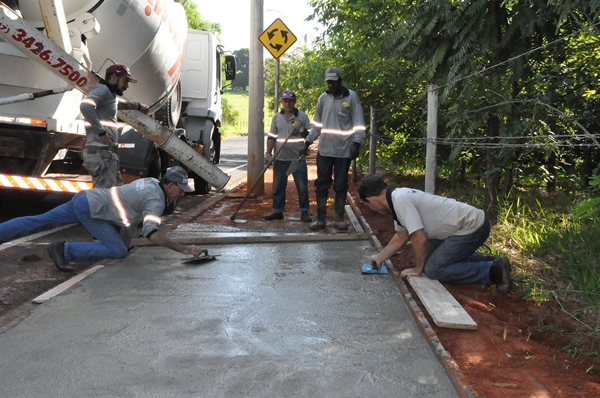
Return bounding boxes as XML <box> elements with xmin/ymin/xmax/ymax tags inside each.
<box><xmin>106</xmin><ymin>64</ymin><xmax>137</xmax><ymax>83</ymax></box>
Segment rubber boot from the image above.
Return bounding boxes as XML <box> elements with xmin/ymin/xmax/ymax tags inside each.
<box><xmin>309</xmin><ymin>195</ymin><xmax>327</xmax><ymax>230</ymax></box>
<box><xmin>333</xmin><ymin>191</ymin><xmax>348</xmax><ymax>230</ymax></box>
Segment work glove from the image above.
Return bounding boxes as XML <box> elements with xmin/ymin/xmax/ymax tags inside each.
<box><xmin>349</xmin><ymin>142</ymin><xmax>360</xmax><ymax>159</ymax></box>
<box><xmin>299</xmin><ymin>141</ymin><xmax>310</xmax><ymax>159</ymax></box>
<box><xmin>265</xmin><ymin>152</ymin><xmax>273</xmax><ymax>166</ymax></box>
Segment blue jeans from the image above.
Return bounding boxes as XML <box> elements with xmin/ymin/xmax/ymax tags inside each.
<box><xmin>272</xmin><ymin>159</ymin><xmax>309</xmax><ymax>213</ymax></box>
<box><xmin>0</xmin><ymin>192</ymin><xmax>127</xmax><ymax>263</ymax></box>
<box><xmin>423</xmin><ymin>218</ymin><xmax>493</xmax><ymax>284</ymax></box>
<box><xmin>314</xmin><ymin>153</ymin><xmax>352</xmax><ymax>198</ymax></box>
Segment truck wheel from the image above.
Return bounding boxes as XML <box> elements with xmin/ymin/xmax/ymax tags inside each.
<box><xmin>156</xmin><ymin>82</ymin><xmax>182</xmax><ymax>128</ymax></box>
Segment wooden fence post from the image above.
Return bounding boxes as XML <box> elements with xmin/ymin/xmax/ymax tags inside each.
<box><xmin>425</xmin><ymin>84</ymin><xmax>438</xmax><ymax>194</ymax></box>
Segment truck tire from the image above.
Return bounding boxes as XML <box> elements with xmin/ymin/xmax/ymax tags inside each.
<box><xmin>155</xmin><ymin>82</ymin><xmax>182</xmax><ymax>129</ymax></box>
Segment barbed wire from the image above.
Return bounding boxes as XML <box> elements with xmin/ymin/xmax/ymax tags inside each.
<box><xmin>366</xmin><ymin>133</ymin><xmax>600</xmax><ymax>149</ymax></box>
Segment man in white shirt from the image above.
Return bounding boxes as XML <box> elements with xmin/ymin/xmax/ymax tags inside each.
<box><xmin>357</xmin><ymin>175</ymin><xmax>512</xmax><ymax>293</ymax></box>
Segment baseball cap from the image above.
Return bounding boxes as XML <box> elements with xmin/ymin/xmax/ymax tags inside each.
<box><xmin>324</xmin><ymin>67</ymin><xmax>342</xmax><ymax>81</ymax></box>
<box><xmin>280</xmin><ymin>90</ymin><xmax>296</xmax><ymax>100</ymax></box>
<box><xmin>164</xmin><ymin>166</ymin><xmax>192</xmax><ymax>192</ymax></box>
<box><xmin>106</xmin><ymin>63</ymin><xmax>138</xmax><ymax>83</ymax></box>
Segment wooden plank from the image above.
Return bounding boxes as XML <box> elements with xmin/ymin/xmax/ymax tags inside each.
<box><xmin>32</xmin><ymin>265</ymin><xmax>104</xmax><ymax>304</ymax></box>
<box><xmin>345</xmin><ymin>205</ymin><xmax>364</xmax><ymax>233</ymax></box>
<box><xmin>131</xmin><ymin>232</ymin><xmax>371</xmax><ymax>247</ymax></box>
<box><xmin>407</xmin><ymin>275</ymin><xmax>477</xmax><ymax>330</ymax></box>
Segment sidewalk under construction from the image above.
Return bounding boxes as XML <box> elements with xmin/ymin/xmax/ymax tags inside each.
<box><xmin>0</xmin><ymin>234</ymin><xmax>459</xmax><ymax>397</ymax></box>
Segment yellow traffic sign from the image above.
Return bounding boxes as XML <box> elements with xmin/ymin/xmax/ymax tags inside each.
<box><xmin>259</xmin><ymin>18</ymin><xmax>297</xmax><ymax>59</ymax></box>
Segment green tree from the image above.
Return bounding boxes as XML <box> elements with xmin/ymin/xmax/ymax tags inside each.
<box><xmin>183</xmin><ymin>1</ymin><xmax>221</xmax><ymax>34</ymax></box>
<box><xmin>231</xmin><ymin>48</ymin><xmax>249</xmax><ymax>90</ymax></box>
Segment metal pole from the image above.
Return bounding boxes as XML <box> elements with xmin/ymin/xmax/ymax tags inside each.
<box><xmin>248</xmin><ymin>0</ymin><xmax>265</xmax><ymax>196</ymax></box>
<box><xmin>425</xmin><ymin>84</ymin><xmax>438</xmax><ymax>194</ymax></box>
<box><xmin>274</xmin><ymin>58</ymin><xmax>279</xmax><ymax>113</ymax></box>
<box><xmin>369</xmin><ymin>106</ymin><xmax>377</xmax><ymax>175</ymax></box>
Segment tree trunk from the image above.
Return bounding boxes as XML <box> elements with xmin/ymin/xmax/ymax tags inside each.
<box><xmin>485</xmin><ymin>116</ymin><xmax>501</xmax><ymax>219</ymax></box>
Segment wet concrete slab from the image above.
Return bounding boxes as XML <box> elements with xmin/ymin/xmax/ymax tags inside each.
<box><xmin>0</xmin><ymin>241</ymin><xmax>459</xmax><ymax>397</ymax></box>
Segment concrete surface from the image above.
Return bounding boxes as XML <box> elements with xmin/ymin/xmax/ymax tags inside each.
<box><xmin>0</xmin><ymin>240</ymin><xmax>459</xmax><ymax>397</ymax></box>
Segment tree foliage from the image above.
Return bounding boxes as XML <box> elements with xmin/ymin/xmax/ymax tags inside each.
<box><xmin>183</xmin><ymin>1</ymin><xmax>221</xmax><ymax>34</ymax></box>
<box><xmin>265</xmin><ymin>1</ymin><xmax>600</xmax><ymax>210</ymax></box>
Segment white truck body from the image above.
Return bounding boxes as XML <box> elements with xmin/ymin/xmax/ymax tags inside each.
<box><xmin>0</xmin><ymin>0</ymin><xmax>233</xmax><ymax>194</ymax></box>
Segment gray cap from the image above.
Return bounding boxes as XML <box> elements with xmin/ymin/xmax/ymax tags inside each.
<box><xmin>324</xmin><ymin>67</ymin><xmax>342</xmax><ymax>81</ymax></box>
<box><xmin>280</xmin><ymin>90</ymin><xmax>296</xmax><ymax>100</ymax></box>
<box><xmin>164</xmin><ymin>166</ymin><xmax>192</xmax><ymax>192</ymax></box>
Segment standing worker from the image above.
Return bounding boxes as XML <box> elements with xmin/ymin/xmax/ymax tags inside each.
<box><xmin>0</xmin><ymin>166</ymin><xmax>206</xmax><ymax>272</ymax></box>
<box><xmin>357</xmin><ymin>175</ymin><xmax>512</xmax><ymax>293</ymax></box>
<box><xmin>299</xmin><ymin>67</ymin><xmax>366</xmax><ymax>230</ymax></box>
<box><xmin>263</xmin><ymin>90</ymin><xmax>312</xmax><ymax>222</ymax></box>
<box><xmin>80</xmin><ymin>63</ymin><xmax>149</xmax><ymax>188</ymax></box>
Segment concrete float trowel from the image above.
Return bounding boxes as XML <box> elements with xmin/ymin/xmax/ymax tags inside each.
<box><xmin>361</xmin><ymin>260</ymin><xmax>389</xmax><ymax>275</ymax></box>
<box><xmin>181</xmin><ymin>249</ymin><xmax>220</xmax><ymax>264</ymax></box>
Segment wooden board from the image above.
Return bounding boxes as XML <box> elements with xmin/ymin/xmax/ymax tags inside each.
<box><xmin>131</xmin><ymin>232</ymin><xmax>370</xmax><ymax>247</ymax></box>
<box><xmin>345</xmin><ymin>205</ymin><xmax>364</xmax><ymax>233</ymax></box>
<box><xmin>407</xmin><ymin>275</ymin><xmax>477</xmax><ymax>330</ymax></box>
<box><xmin>32</xmin><ymin>265</ymin><xmax>104</xmax><ymax>304</ymax></box>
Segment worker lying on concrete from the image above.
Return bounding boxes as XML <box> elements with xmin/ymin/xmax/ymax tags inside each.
<box><xmin>0</xmin><ymin>166</ymin><xmax>205</xmax><ymax>272</ymax></box>
<box><xmin>357</xmin><ymin>175</ymin><xmax>512</xmax><ymax>293</ymax></box>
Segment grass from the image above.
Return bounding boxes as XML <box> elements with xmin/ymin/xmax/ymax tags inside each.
<box><xmin>373</xmin><ymin>162</ymin><xmax>600</xmax><ymax>363</ymax></box>
<box><xmin>221</xmin><ymin>89</ymin><xmax>272</xmax><ymax>137</ymax></box>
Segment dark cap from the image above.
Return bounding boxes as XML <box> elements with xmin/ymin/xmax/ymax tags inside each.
<box><xmin>164</xmin><ymin>166</ymin><xmax>192</xmax><ymax>192</ymax></box>
<box><xmin>324</xmin><ymin>66</ymin><xmax>342</xmax><ymax>81</ymax></box>
<box><xmin>106</xmin><ymin>63</ymin><xmax>137</xmax><ymax>83</ymax></box>
<box><xmin>280</xmin><ymin>90</ymin><xmax>296</xmax><ymax>100</ymax></box>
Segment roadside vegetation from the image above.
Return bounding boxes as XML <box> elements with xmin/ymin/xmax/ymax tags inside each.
<box><xmin>221</xmin><ymin>89</ymin><xmax>276</xmax><ymax>137</ymax></box>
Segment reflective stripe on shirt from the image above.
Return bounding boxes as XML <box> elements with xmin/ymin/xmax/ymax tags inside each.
<box><xmin>144</xmin><ymin>214</ymin><xmax>162</xmax><ymax>225</ymax></box>
<box><xmin>81</xmin><ymin>99</ymin><xmax>97</xmax><ymax>107</ymax></box>
<box><xmin>84</xmin><ymin>120</ymin><xmax>118</xmax><ymax>128</ymax></box>
<box><xmin>110</xmin><ymin>187</ymin><xmax>131</xmax><ymax>227</ymax></box>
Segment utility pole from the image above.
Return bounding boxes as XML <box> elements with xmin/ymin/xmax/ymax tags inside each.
<box><xmin>248</xmin><ymin>0</ymin><xmax>265</xmax><ymax>195</ymax></box>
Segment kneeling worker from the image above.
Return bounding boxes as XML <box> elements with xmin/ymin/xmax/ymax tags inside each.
<box><xmin>0</xmin><ymin>166</ymin><xmax>205</xmax><ymax>272</ymax></box>
<box><xmin>357</xmin><ymin>175</ymin><xmax>512</xmax><ymax>293</ymax></box>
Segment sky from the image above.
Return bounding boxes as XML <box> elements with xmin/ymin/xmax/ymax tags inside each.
<box><xmin>190</xmin><ymin>0</ymin><xmax>322</xmax><ymax>53</ymax></box>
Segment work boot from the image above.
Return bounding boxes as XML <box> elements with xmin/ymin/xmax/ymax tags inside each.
<box><xmin>309</xmin><ymin>195</ymin><xmax>327</xmax><ymax>230</ymax></box>
<box><xmin>47</xmin><ymin>241</ymin><xmax>74</xmax><ymax>273</ymax></box>
<box><xmin>300</xmin><ymin>211</ymin><xmax>312</xmax><ymax>222</ymax></box>
<box><xmin>263</xmin><ymin>212</ymin><xmax>284</xmax><ymax>221</ymax></box>
<box><xmin>333</xmin><ymin>191</ymin><xmax>348</xmax><ymax>230</ymax></box>
<box><xmin>490</xmin><ymin>256</ymin><xmax>512</xmax><ymax>293</ymax></box>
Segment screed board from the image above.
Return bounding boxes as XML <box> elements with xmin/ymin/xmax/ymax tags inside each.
<box><xmin>407</xmin><ymin>275</ymin><xmax>477</xmax><ymax>330</ymax></box>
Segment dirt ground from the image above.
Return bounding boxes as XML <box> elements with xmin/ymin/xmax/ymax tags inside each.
<box><xmin>197</xmin><ymin>154</ymin><xmax>600</xmax><ymax>398</ymax></box>
<box><xmin>2</xmin><ymin>154</ymin><xmax>600</xmax><ymax>397</ymax></box>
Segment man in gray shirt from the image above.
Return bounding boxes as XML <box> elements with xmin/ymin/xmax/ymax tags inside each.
<box><xmin>358</xmin><ymin>175</ymin><xmax>512</xmax><ymax>293</ymax></box>
<box><xmin>300</xmin><ymin>67</ymin><xmax>365</xmax><ymax>231</ymax></box>
<box><xmin>263</xmin><ymin>90</ymin><xmax>312</xmax><ymax>222</ymax></box>
<box><xmin>80</xmin><ymin>63</ymin><xmax>149</xmax><ymax>188</ymax></box>
<box><xmin>0</xmin><ymin>166</ymin><xmax>205</xmax><ymax>272</ymax></box>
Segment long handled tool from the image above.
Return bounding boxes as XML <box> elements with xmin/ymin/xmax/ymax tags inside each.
<box><xmin>230</xmin><ymin>120</ymin><xmax>304</xmax><ymax>223</ymax></box>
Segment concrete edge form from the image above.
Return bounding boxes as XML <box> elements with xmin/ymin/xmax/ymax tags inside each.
<box><xmin>31</xmin><ymin>265</ymin><xmax>104</xmax><ymax>304</ymax></box>
<box><xmin>346</xmin><ymin>192</ymin><xmax>479</xmax><ymax>398</ymax></box>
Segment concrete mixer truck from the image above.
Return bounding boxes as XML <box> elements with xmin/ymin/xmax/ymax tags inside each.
<box><xmin>0</xmin><ymin>0</ymin><xmax>235</xmax><ymax>195</ymax></box>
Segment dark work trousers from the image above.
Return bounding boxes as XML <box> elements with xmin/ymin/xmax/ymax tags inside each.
<box><xmin>314</xmin><ymin>152</ymin><xmax>352</xmax><ymax>199</ymax></box>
